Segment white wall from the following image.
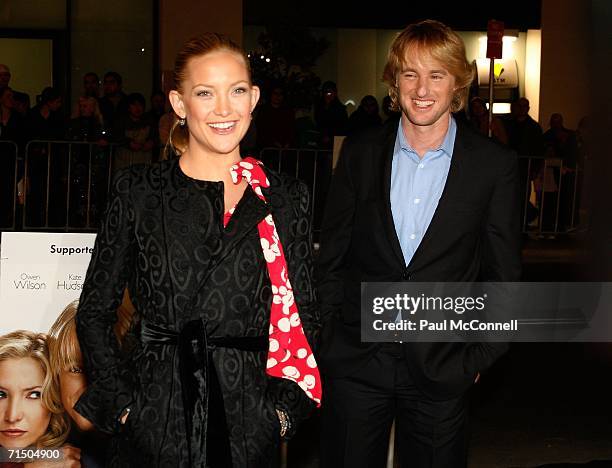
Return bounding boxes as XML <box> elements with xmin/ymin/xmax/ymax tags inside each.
<box><xmin>540</xmin><ymin>0</ymin><xmax>590</xmax><ymax>130</ymax></box>
<box><xmin>71</xmin><ymin>0</ymin><xmax>153</xmax><ymax>107</ymax></box>
<box><xmin>0</xmin><ymin>38</ymin><xmax>53</xmax><ymax>103</ymax></box>
<box><xmin>525</xmin><ymin>29</ymin><xmax>542</xmax><ymax>122</ymax></box>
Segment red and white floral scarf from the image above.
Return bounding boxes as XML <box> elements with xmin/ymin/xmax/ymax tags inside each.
<box><xmin>227</xmin><ymin>157</ymin><xmax>322</xmax><ymax>406</ymax></box>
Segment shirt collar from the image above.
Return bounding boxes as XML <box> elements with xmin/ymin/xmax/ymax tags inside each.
<box><xmin>397</xmin><ymin>115</ymin><xmax>456</xmax><ymax>159</ymax></box>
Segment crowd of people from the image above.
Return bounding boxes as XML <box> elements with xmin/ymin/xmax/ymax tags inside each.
<box><xmin>0</xmin><ymin>56</ymin><xmax>589</xmax><ymax>235</ymax></box>
<box><xmin>0</xmin><ymin>66</ymin><xmax>164</xmax><ymax>154</ymax></box>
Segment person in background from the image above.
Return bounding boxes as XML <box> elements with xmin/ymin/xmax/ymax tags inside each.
<box><xmin>98</xmin><ymin>72</ymin><xmax>128</xmax><ymax>133</ymax></box>
<box><xmin>506</xmin><ymin>97</ymin><xmax>544</xmax><ymax>231</ymax></box>
<box><xmin>158</xmin><ymin>110</ymin><xmax>176</xmax><ymax>158</ymax></box>
<box><xmin>112</xmin><ymin>92</ymin><xmax>155</xmax><ymax>170</ymax></box>
<box><xmin>0</xmin><ymin>87</ymin><xmax>24</xmax><ymax>229</ymax></box>
<box><xmin>67</xmin><ymin>97</ymin><xmax>106</xmax><ymax>143</ymax></box>
<box><xmin>144</xmin><ymin>90</ymin><xmax>166</xmax><ymax>128</ymax></box>
<box><xmin>82</xmin><ymin>73</ymin><xmax>100</xmax><ymax>100</ymax></box>
<box><xmin>468</xmin><ymin>96</ymin><xmax>508</xmax><ymax>145</ymax></box>
<box><xmin>27</xmin><ymin>87</ymin><xmax>64</xmax><ymax>140</ymax></box>
<box><xmin>542</xmin><ymin>113</ymin><xmax>580</xmax><ymax>231</ymax></box>
<box><xmin>314</xmin><ymin>80</ymin><xmax>348</xmax><ymax>148</ymax></box>
<box><xmin>347</xmin><ymin>95</ymin><xmax>382</xmax><ymax>136</ymax></box>
<box><xmin>255</xmin><ymin>83</ymin><xmax>295</xmax><ymax>149</ymax></box>
<box><xmin>11</xmin><ymin>92</ymin><xmax>30</xmax><ymax>118</ymax></box>
<box><xmin>0</xmin><ymin>64</ymin><xmax>10</xmax><ymax>93</ymax></box>
<box><xmin>0</xmin><ymin>87</ymin><xmax>26</xmax><ymax>143</ymax></box>
<box><xmin>382</xmin><ymin>95</ymin><xmax>402</xmax><ymax>123</ymax></box>
<box><xmin>506</xmin><ymin>97</ymin><xmax>544</xmax><ymax>157</ymax></box>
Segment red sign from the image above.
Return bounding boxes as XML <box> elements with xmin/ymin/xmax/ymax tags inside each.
<box><xmin>486</xmin><ymin>19</ymin><xmax>504</xmax><ymax>59</ymax></box>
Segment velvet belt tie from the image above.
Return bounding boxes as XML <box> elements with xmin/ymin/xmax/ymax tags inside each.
<box><xmin>138</xmin><ymin>318</ymin><xmax>268</xmax><ymax>468</ymax></box>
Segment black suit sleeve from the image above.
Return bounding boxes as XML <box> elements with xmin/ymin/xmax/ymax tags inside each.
<box><xmin>469</xmin><ymin>149</ymin><xmax>522</xmax><ymax>370</ymax></box>
<box><xmin>268</xmin><ymin>179</ymin><xmax>319</xmax><ymax>438</ymax></box>
<box><xmin>74</xmin><ymin>168</ymin><xmax>137</xmax><ymax>434</ymax></box>
<box><xmin>316</xmin><ymin>138</ymin><xmax>357</xmax><ymax>326</ymax></box>
<box><xmin>481</xmin><ymin>149</ymin><xmax>522</xmax><ymax>282</ymax></box>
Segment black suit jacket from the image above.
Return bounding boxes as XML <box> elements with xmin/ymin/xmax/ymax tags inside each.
<box><xmin>317</xmin><ymin>119</ymin><xmax>521</xmax><ymax>400</ymax></box>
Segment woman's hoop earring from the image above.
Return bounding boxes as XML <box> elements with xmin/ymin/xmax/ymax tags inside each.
<box><xmin>179</xmin><ymin>117</ymin><xmax>186</xmax><ymax>127</ymax></box>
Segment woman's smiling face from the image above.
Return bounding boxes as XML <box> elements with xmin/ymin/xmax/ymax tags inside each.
<box><xmin>170</xmin><ymin>50</ymin><xmax>259</xmax><ymax>157</ymax></box>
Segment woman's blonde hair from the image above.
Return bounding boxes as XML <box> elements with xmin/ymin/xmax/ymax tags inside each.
<box><xmin>71</xmin><ymin>96</ymin><xmax>103</xmax><ymax>125</ymax></box>
<box><xmin>0</xmin><ymin>330</ymin><xmax>70</xmax><ymax>448</ymax></box>
<box><xmin>166</xmin><ymin>32</ymin><xmax>252</xmax><ymax>157</ymax></box>
<box><xmin>48</xmin><ymin>301</ymin><xmax>81</xmax><ymax>375</ymax></box>
<box><xmin>382</xmin><ymin>19</ymin><xmax>475</xmax><ymax>113</ymax></box>
<box><xmin>48</xmin><ymin>296</ymin><xmax>135</xmax><ymax>377</ymax></box>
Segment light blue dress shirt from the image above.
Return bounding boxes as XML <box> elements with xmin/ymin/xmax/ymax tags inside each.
<box><xmin>390</xmin><ymin>116</ymin><xmax>457</xmax><ymax>267</ymax></box>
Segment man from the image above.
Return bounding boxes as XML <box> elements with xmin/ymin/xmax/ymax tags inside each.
<box><xmin>317</xmin><ymin>20</ymin><xmax>521</xmax><ymax>468</ymax></box>
<box><xmin>507</xmin><ymin>97</ymin><xmax>544</xmax><ymax>157</ymax></box>
<box><xmin>98</xmin><ymin>71</ymin><xmax>128</xmax><ymax>132</ymax></box>
<box><xmin>83</xmin><ymin>72</ymin><xmax>100</xmax><ymax>99</ymax></box>
<box><xmin>542</xmin><ymin>113</ymin><xmax>580</xmax><ymax>231</ymax></box>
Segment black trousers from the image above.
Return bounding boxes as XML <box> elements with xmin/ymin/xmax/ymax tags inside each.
<box><xmin>320</xmin><ymin>344</ymin><xmax>469</xmax><ymax>468</ymax></box>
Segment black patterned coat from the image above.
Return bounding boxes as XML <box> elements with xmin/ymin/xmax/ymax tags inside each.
<box><xmin>75</xmin><ymin>159</ymin><xmax>319</xmax><ymax>467</ymax></box>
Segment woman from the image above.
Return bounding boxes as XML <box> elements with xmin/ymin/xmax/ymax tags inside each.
<box><xmin>27</xmin><ymin>87</ymin><xmax>64</xmax><ymax>140</ymax></box>
<box><xmin>75</xmin><ymin>33</ymin><xmax>321</xmax><ymax>467</ymax></box>
<box><xmin>0</xmin><ymin>330</ymin><xmax>80</xmax><ymax>466</ymax></box>
<box><xmin>67</xmin><ymin>96</ymin><xmax>106</xmax><ymax>143</ymax></box>
<box><xmin>112</xmin><ymin>92</ymin><xmax>156</xmax><ymax>170</ymax></box>
<box><xmin>48</xmin><ymin>300</ymin><xmax>134</xmax><ymax>467</ymax></box>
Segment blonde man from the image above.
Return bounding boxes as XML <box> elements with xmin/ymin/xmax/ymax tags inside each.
<box><xmin>318</xmin><ymin>20</ymin><xmax>520</xmax><ymax>467</ymax></box>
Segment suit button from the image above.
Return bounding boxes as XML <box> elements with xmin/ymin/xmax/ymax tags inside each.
<box><xmin>402</xmin><ymin>271</ymin><xmax>411</xmax><ymax>280</ymax></box>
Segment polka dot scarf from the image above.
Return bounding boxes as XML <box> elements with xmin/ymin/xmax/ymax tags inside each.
<box><xmin>228</xmin><ymin>157</ymin><xmax>322</xmax><ymax>406</ymax></box>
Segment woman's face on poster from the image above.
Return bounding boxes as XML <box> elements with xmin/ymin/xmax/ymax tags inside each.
<box><xmin>0</xmin><ymin>357</ymin><xmax>51</xmax><ymax>448</ymax></box>
<box><xmin>58</xmin><ymin>344</ymin><xmax>93</xmax><ymax>432</ymax></box>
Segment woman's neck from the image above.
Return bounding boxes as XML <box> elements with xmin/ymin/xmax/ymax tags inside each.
<box><xmin>179</xmin><ymin>146</ymin><xmax>241</xmax><ymax>183</ymax></box>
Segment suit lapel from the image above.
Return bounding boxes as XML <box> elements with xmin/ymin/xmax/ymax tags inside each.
<box><xmin>408</xmin><ymin>122</ymin><xmax>469</xmax><ymax>271</ymax></box>
<box><xmin>380</xmin><ymin>124</ymin><xmax>407</xmax><ymax>268</ymax></box>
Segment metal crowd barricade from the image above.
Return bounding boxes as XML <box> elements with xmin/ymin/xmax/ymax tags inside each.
<box><xmin>0</xmin><ymin>140</ymin><xmax>19</xmax><ymax>231</ymax></box>
<box><xmin>519</xmin><ymin>155</ymin><xmax>583</xmax><ymax>236</ymax></box>
<box><xmin>23</xmin><ymin>140</ymin><xmax>119</xmax><ymax>231</ymax></box>
<box><xmin>259</xmin><ymin>147</ymin><xmax>333</xmax><ymax>240</ymax></box>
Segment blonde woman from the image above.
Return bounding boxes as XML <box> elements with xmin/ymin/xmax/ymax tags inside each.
<box><xmin>75</xmin><ymin>33</ymin><xmax>321</xmax><ymax>467</ymax></box>
<box><xmin>0</xmin><ymin>330</ymin><xmax>80</xmax><ymax>466</ymax></box>
<box><xmin>48</xmin><ymin>299</ymin><xmax>134</xmax><ymax>434</ymax></box>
